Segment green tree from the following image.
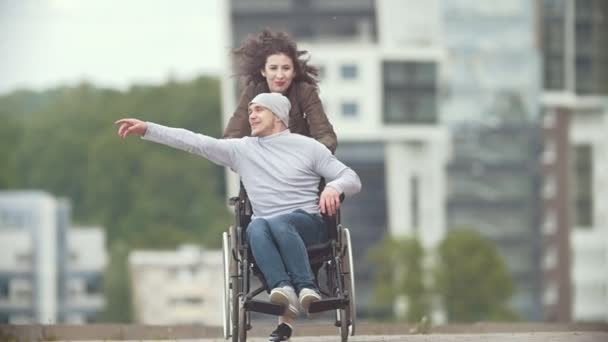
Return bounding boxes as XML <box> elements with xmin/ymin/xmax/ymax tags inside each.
<box><xmin>434</xmin><ymin>229</ymin><xmax>517</xmax><ymax>322</ymax></box>
<box><xmin>0</xmin><ymin>115</ymin><xmax>21</xmax><ymax>188</ymax></box>
<box><xmin>368</xmin><ymin>235</ymin><xmax>429</xmax><ymax>321</ymax></box>
<box><xmin>103</xmin><ymin>241</ymin><xmax>133</xmax><ymax>322</ymax></box>
<box><xmin>0</xmin><ymin>76</ymin><xmax>233</xmax><ymax>322</ymax></box>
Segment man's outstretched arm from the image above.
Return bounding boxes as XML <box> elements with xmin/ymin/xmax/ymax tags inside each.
<box><xmin>115</xmin><ymin>118</ymin><xmax>238</xmax><ymax>169</ymax></box>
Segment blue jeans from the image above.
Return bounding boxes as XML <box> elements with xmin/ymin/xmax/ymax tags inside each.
<box><xmin>246</xmin><ymin>209</ymin><xmax>327</xmax><ymax>294</ymax></box>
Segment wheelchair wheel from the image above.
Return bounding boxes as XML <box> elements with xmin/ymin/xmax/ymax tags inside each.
<box><xmin>341</xmin><ymin>226</ymin><xmax>356</xmax><ymax>337</ymax></box>
<box><xmin>222</xmin><ymin>228</ymin><xmax>240</xmax><ymax>341</ymax></box>
<box><xmin>238</xmin><ymin>297</ymin><xmax>248</xmax><ymax>341</ymax></box>
<box><xmin>222</xmin><ymin>231</ymin><xmax>231</xmax><ymax>339</ymax></box>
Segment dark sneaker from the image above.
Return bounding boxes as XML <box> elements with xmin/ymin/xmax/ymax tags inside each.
<box><xmin>268</xmin><ymin>322</ymin><xmax>292</xmax><ymax>341</ymax></box>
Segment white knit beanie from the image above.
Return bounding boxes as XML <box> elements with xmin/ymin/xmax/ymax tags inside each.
<box><xmin>249</xmin><ymin>93</ymin><xmax>291</xmax><ymax>127</ymax></box>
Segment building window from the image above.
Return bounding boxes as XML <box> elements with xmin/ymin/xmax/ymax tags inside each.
<box><xmin>383</xmin><ymin>61</ymin><xmax>437</xmax><ymax>124</ymax></box>
<box><xmin>542</xmin><ymin>0</ymin><xmax>566</xmax><ymax>91</ymax></box>
<box><xmin>85</xmin><ymin>275</ymin><xmax>103</xmax><ymax>294</ymax></box>
<box><xmin>340</xmin><ymin>64</ymin><xmax>358</xmax><ymax>79</ymax></box>
<box><xmin>0</xmin><ymin>279</ymin><xmax>8</xmax><ymax>299</ymax></box>
<box><xmin>411</xmin><ymin>175</ymin><xmax>419</xmax><ymax>233</ymax></box>
<box><xmin>544</xmin><ymin>57</ymin><xmax>565</xmax><ymax>91</ymax></box>
<box><xmin>16</xmin><ymin>252</ymin><xmax>32</xmax><ymax>265</ymax></box>
<box><xmin>575</xmin><ymin>56</ymin><xmax>593</xmax><ymax>94</ymax></box>
<box><xmin>542</xmin><ymin>209</ymin><xmax>557</xmax><ymax>235</ymax></box>
<box><xmin>341</xmin><ymin>102</ymin><xmax>358</xmax><ymax>117</ymax></box>
<box><xmin>571</xmin><ymin>144</ymin><xmax>593</xmax><ymax>227</ymax></box>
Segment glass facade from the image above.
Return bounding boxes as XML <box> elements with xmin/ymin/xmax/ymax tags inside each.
<box><xmin>231</xmin><ymin>0</ymin><xmax>377</xmax><ymax>45</ymax></box>
<box><xmin>541</xmin><ymin>0</ymin><xmax>608</xmax><ymax>95</ymax></box>
<box><xmin>382</xmin><ymin>61</ymin><xmax>437</xmax><ymax>124</ymax></box>
<box><xmin>571</xmin><ymin>144</ymin><xmax>593</xmax><ymax>227</ymax></box>
<box><xmin>442</xmin><ymin>0</ymin><xmax>542</xmax><ymax>320</ymax></box>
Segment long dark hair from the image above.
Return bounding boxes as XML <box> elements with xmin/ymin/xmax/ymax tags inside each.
<box><xmin>233</xmin><ymin>29</ymin><xmax>319</xmax><ymax>87</ymax></box>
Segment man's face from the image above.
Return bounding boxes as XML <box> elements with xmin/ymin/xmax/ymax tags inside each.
<box><xmin>248</xmin><ymin>103</ymin><xmax>279</xmax><ymax>137</ymax></box>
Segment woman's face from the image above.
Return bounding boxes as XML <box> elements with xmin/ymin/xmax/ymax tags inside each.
<box><xmin>261</xmin><ymin>53</ymin><xmax>295</xmax><ymax>93</ymax></box>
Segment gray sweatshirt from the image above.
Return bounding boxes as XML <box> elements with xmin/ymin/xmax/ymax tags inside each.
<box><xmin>143</xmin><ymin>123</ymin><xmax>362</xmax><ymax>218</ymax></box>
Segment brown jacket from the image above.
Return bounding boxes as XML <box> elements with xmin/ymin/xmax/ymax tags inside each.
<box><xmin>223</xmin><ymin>81</ymin><xmax>338</xmax><ymax>154</ymax></box>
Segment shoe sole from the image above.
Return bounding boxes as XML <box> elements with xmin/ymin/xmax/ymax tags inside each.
<box><xmin>299</xmin><ymin>293</ymin><xmax>320</xmax><ymax>315</ymax></box>
<box><xmin>270</xmin><ymin>291</ymin><xmax>298</xmax><ymax>318</ymax></box>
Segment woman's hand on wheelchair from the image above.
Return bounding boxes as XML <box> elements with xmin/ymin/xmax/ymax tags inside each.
<box><xmin>319</xmin><ymin>186</ymin><xmax>341</xmax><ymax>216</ymax></box>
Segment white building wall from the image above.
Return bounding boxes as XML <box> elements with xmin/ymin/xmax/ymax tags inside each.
<box><xmin>0</xmin><ymin>192</ymin><xmax>107</xmax><ymax>323</ymax></box>
<box><xmin>32</xmin><ymin>193</ymin><xmax>58</xmax><ymax>324</ymax></box>
<box><xmin>68</xmin><ymin>227</ymin><xmax>107</xmax><ymax>272</ymax></box>
<box><xmin>0</xmin><ymin>192</ymin><xmax>58</xmax><ymax>323</ymax></box>
<box><xmin>129</xmin><ymin>245</ymin><xmax>223</xmax><ymax>326</ymax></box>
<box><xmin>569</xmin><ymin>99</ymin><xmax>608</xmax><ymax>321</ymax></box>
<box><xmin>377</xmin><ymin>0</ymin><xmax>441</xmax><ymax>49</ymax></box>
<box><xmin>571</xmin><ymin>231</ymin><xmax>608</xmax><ymax>321</ymax></box>
<box><xmin>0</xmin><ymin>230</ymin><xmax>32</xmax><ymax>272</ymax></box>
<box><xmin>64</xmin><ymin>227</ymin><xmax>107</xmax><ymax>322</ymax></box>
<box><xmin>0</xmin><ymin>230</ymin><xmax>33</xmax><ymax>323</ymax></box>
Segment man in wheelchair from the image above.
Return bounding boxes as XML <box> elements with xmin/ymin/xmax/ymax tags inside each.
<box><xmin>115</xmin><ymin>92</ymin><xmax>361</xmax><ymax>341</ymax></box>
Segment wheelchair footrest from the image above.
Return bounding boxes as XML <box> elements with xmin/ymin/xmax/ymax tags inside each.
<box><xmin>245</xmin><ymin>299</ymin><xmax>285</xmax><ymax>316</ymax></box>
<box><xmin>308</xmin><ymin>297</ymin><xmax>348</xmax><ymax>314</ymax></box>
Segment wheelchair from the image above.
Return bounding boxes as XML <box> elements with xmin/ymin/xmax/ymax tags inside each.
<box><xmin>221</xmin><ymin>188</ymin><xmax>357</xmax><ymax>341</ymax></box>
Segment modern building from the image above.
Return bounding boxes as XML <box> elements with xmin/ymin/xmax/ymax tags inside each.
<box><xmin>61</xmin><ymin>226</ymin><xmax>107</xmax><ymax>323</ymax></box>
<box><xmin>0</xmin><ymin>191</ymin><xmax>107</xmax><ymax>324</ymax></box>
<box><xmin>541</xmin><ymin>0</ymin><xmax>608</xmax><ymax>96</ymax></box>
<box><xmin>539</xmin><ymin>0</ymin><xmax>608</xmax><ymax>322</ymax></box>
<box><xmin>541</xmin><ymin>100</ymin><xmax>608</xmax><ymax>322</ymax></box>
<box><xmin>128</xmin><ymin>245</ymin><xmax>223</xmax><ymax>326</ymax></box>
<box><xmin>220</xmin><ymin>0</ymin><xmax>449</xmax><ymax>320</ymax></box>
<box><xmin>441</xmin><ymin>0</ymin><xmax>543</xmax><ymax>320</ymax></box>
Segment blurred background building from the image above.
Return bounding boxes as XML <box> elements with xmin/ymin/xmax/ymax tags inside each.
<box><xmin>0</xmin><ymin>191</ymin><xmax>107</xmax><ymax>324</ymax></box>
<box><xmin>441</xmin><ymin>0</ymin><xmax>543</xmax><ymax>321</ymax></box>
<box><xmin>128</xmin><ymin>245</ymin><xmax>223</xmax><ymax>326</ymax></box>
<box><xmin>1</xmin><ymin>0</ymin><xmax>606</xmax><ymax>326</ymax></box>
<box><xmin>539</xmin><ymin>0</ymin><xmax>608</xmax><ymax>322</ymax></box>
<box><xmin>221</xmin><ymin>0</ymin><xmax>608</xmax><ymax>323</ymax></box>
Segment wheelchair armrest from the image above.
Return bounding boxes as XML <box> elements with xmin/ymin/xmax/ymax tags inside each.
<box><xmin>229</xmin><ymin>196</ymin><xmax>240</xmax><ymax>206</ymax></box>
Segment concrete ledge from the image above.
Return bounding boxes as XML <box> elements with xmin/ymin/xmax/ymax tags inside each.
<box><xmin>1</xmin><ymin>322</ymin><xmax>607</xmax><ymax>341</ymax></box>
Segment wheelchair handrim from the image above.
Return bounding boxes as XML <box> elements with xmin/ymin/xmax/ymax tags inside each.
<box><xmin>344</xmin><ymin>227</ymin><xmax>356</xmax><ymax>336</ymax></box>
<box><xmin>222</xmin><ymin>231</ymin><xmax>231</xmax><ymax>339</ymax></box>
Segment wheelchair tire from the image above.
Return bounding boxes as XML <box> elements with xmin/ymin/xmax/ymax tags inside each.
<box><xmin>222</xmin><ymin>228</ymin><xmax>241</xmax><ymax>342</ymax></box>
<box><xmin>222</xmin><ymin>231</ymin><xmax>231</xmax><ymax>339</ymax></box>
<box><xmin>341</xmin><ymin>227</ymin><xmax>356</xmax><ymax>337</ymax></box>
<box><xmin>338</xmin><ymin>307</ymin><xmax>350</xmax><ymax>341</ymax></box>
<box><xmin>238</xmin><ymin>297</ymin><xmax>248</xmax><ymax>341</ymax></box>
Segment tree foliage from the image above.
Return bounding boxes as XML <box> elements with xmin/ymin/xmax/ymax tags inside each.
<box><xmin>369</xmin><ymin>229</ymin><xmax>518</xmax><ymax>323</ymax></box>
<box><xmin>435</xmin><ymin>229</ymin><xmax>518</xmax><ymax>322</ymax></box>
<box><xmin>368</xmin><ymin>235</ymin><xmax>429</xmax><ymax>322</ymax></box>
<box><xmin>0</xmin><ymin>77</ymin><xmax>233</xmax><ymax>321</ymax></box>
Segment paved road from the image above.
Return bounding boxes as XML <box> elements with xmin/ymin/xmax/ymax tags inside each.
<box><xmin>62</xmin><ymin>332</ymin><xmax>608</xmax><ymax>342</ymax></box>
<box><xmin>2</xmin><ymin>322</ymin><xmax>607</xmax><ymax>341</ymax></box>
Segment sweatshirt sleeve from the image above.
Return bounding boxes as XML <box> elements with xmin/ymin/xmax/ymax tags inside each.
<box><xmin>313</xmin><ymin>144</ymin><xmax>361</xmax><ymax>197</ymax></box>
<box><xmin>143</xmin><ymin>122</ymin><xmax>239</xmax><ymax>170</ymax></box>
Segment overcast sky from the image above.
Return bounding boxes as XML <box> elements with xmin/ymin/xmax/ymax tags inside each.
<box><xmin>0</xmin><ymin>0</ymin><xmax>226</xmax><ymax>95</ymax></box>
